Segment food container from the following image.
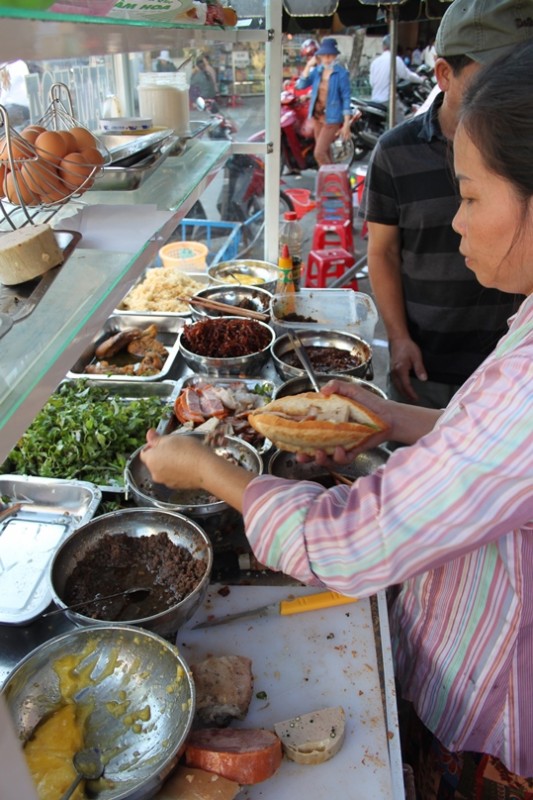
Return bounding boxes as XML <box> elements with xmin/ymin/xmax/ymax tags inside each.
<box><xmin>0</xmin><ymin>475</ymin><xmax>101</xmax><ymax>625</ymax></box>
<box><xmin>268</xmin><ymin>446</ymin><xmax>390</xmax><ymax>484</ymax></box>
<box><xmin>116</xmin><ymin>269</ymin><xmax>211</xmax><ymax>316</ymax></box>
<box><xmin>49</xmin><ymin>508</ymin><xmax>213</xmax><ymax>637</ymax></box>
<box><xmin>2</xmin><ymin>625</ymin><xmax>196</xmax><ymax>800</ymax></box>
<box><xmin>164</xmin><ymin>375</ymin><xmax>275</xmax><ymax>455</ymax></box>
<box><xmin>272</xmin><ymin>329</ymin><xmax>373</xmax><ymax>382</ymax></box>
<box><xmin>189</xmin><ymin>284</ymin><xmax>272</xmax><ymax>320</ymax></box>
<box><xmin>270</xmin><ymin>289</ymin><xmax>378</xmax><ymax>342</ymax></box>
<box><xmin>159</xmin><ymin>241</ymin><xmax>209</xmax><ymax>271</ymax></box>
<box><xmin>125</xmin><ymin>432</ymin><xmax>263</xmax><ymax>518</ymax></box>
<box><xmin>207</xmin><ymin>259</ymin><xmax>279</xmax><ymax>294</ymax></box>
<box><xmin>99</xmin><ymin>116</ymin><xmax>152</xmax><ymax>132</ymax></box>
<box><xmin>67</xmin><ymin>314</ymin><xmax>185</xmax><ymax>382</ymax></box>
<box><xmin>179</xmin><ymin>317</ymin><xmax>275</xmax><ymax>377</ymax></box>
<box><xmin>273</xmin><ymin>374</ymin><xmax>387</xmax><ymax>400</ymax></box>
<box><xmin>138</xmin><ymin>71</ymin><xmax>191</xmax><ymax>137</ymax></box>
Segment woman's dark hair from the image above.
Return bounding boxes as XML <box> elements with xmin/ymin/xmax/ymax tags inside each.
<box><xmin>459</xmin><ymin>40</ymin><xmax>533</xmax><ymax>203</ymax></box>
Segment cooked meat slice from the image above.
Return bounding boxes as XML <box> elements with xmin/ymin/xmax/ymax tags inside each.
<box><xmin>190</xmin><ymin>655</ymin><xmax>253</xmax><ymax>727</ymax></box>
<box><xmin>127</xmin><ymin>334</ymin><xmax>167</xmax><ymax>358</ymax></box>
<box><xmin>95</xmin><ymin>328</ymin><xmax>142</xmax><ymax>359</ymax></box>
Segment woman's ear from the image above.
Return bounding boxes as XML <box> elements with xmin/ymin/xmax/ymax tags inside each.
<box><xmin>434</xmin><ymin>57</ymin><xmax>453</xmax><ymax>92</ymax></box>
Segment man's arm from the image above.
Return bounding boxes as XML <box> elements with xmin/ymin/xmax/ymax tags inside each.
<box><xmin>367</xmin><ymin>221</ymin><xmax>427</xmax><ymax>400</ymax></box>
<box><xmin>395</xmin><ymin>56</ymin><xmax>424</xmax><ymax>84</ymax></box>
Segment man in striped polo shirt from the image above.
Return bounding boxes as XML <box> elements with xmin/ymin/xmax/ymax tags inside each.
<box><xmin>361</xmin><ymin>0</ymin><xmax>532</xmax><ymax>410</ymax></box>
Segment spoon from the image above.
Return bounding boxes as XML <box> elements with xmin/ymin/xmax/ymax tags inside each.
<box><xmin>60</xmin><ymin>748</ymin><xmax>104</xmax><ymax>800</ymax></box>
<box><xmin>287</xmin><ymin>330</ymin><xmax>322</xmax><ymax>393</ymax></box>
<box><xmin>43</xmin><ymin>587</ymin><xmax>151</xmax><ymax>618</ymax></box>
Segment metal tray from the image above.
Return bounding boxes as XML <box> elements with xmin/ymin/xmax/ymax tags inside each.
<box><xmin>67</xmin><ymin>314</ymin><xmax>186</xmax><ymax>382</ymax></box>
<box><xmin>163</xmin><ymin>374</ymin><xmax>275</xmax><ymax>455</ymax></box>
<box><xmin>96</xmin><ymin>135</ymin><xmax>177</xmax><ymax>191</ymax></box>
<box><xmin>116</xmin><ymin>269</ymin><xmax>212</xmax><ymax>316</ymax></box>
<box><xmin>0</xmin><ymin>475</ymin><xmax>101</xmax><ymax>625</ymax></box>
<box><xmin>96</xmin><ymin>127</ymin><xmax>175</xmax><ymax>164</ymax></box>
<box><xmin>0</xmin><ymin>229</ymin><xmax>81</xmax><ymax>336</ymax></box>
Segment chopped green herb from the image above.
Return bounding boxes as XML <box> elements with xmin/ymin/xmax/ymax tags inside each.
<box><xmin>0</xmin><ymin>381</ymin><xmax>165</xmax><ymax>486</ymax></box>
<box><xmin>256</xmin><ymin>690</ymin><xmax>268</xmax><ymax>700</ymax></box>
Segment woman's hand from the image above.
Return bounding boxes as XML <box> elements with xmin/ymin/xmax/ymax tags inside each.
<box><xmin>339</xmin><ymin>119</ymin><xmax>352</xmax><ymax>141</ymax></box>
<box><xmin>140</xmin><ymin>429</ymin><xmax>208</xmax><ymax>489</ymax></box>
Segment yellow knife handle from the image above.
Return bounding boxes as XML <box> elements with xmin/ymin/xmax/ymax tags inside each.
<box><xmin>279</xmin><ymin>591</ymin><xmax>358</xmax><ymax>616</ymax></box>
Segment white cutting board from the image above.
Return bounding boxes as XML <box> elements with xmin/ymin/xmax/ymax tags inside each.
<box><xmin>178</xmin><ymin>585</ymin><xmax>402</xmax><ymax>800</ymax></box>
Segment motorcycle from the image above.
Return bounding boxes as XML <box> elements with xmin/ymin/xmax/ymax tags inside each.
<box><xmin>280</xmin><ymin>81</ymin><xmax>356</xmax><ymax>172</ymax></box>
<box><xmin>350</xmin><ymin>96</ymin><xmax>388</xmax><ymax>160</ymax></box>
<box><xmin>194</xmin><ymin>96</ymin><xmax>237</xmax><ymax>140</ymax></box>
<box><xmin>397</xmin><ymin>76</ymin><xmax>434</xmax><ymax>118</ymax></box>
<box><xmin>216</xmin><ymin>133</ymin><xmax>295</xmax><ymax>257</ymax></box>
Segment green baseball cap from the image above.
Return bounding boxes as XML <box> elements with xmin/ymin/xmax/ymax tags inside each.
<box><xmin>436</xmin><ymin>0</ymin><xmax>533</xmax><ymax>64</ymax></box>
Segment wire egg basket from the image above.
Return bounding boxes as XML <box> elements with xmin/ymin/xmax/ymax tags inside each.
<box><xmin>0</xmin><ymin>83</ymin><xmax>110</xmax><ymax>230</ymax></box>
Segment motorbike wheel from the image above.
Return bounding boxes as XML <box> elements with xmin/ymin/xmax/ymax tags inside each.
<box><xmin>330</xmin><ymin>137</ymin><xmax>355</xmax><ymax>167</ymax></box>
<box><xmin>237</xmin><ymin>191</ymin><xmax>294</xmax><ymax>259</ymax></box>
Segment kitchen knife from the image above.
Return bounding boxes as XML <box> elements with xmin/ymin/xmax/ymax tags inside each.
<box><xmin>192</xmin><ymin>590</ymin><xmax>357</xmax><ymax>629</ymax></box>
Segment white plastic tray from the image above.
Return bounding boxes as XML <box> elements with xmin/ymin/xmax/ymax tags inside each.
<box><xmin>270</xmin><ymin>289</ymin><xmax>378</xmax><ymax>342</ymax></box>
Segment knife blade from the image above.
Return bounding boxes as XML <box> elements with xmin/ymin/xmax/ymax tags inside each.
<box><xmin>191</xmin><ymin>590</ymin><xmax>357</xmax><ymax>630</ymax></box>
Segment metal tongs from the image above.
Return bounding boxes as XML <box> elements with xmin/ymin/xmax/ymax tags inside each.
<box><xmin>287</xmin><ymin>330</ymin><xmax>321</xmax><ymax>393</ymax></box>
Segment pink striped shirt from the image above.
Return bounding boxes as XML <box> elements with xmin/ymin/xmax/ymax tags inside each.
<box><xmin>243</xmin><ymin>294</ymin><xmax>533</xmax><ymax>776</ymax></box>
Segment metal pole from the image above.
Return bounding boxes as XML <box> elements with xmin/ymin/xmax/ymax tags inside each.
<box><xmin>387</xmin><ymin>4</ymin><xmax>399</xmax><ymax>129</ymax></box>
<box><xmin>265</xmin><ymin>0</ymin><xmax>283</xmax><ymax>263</ymax></box>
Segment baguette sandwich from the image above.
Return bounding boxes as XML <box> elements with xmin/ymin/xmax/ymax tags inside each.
<box><xmin>247</xmin><ymin>392</ymin><xmax>388</xmax><ymax>455</ymax></box>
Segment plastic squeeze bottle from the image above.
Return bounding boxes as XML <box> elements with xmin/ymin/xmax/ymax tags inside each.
<box><xmin>279</xmin><ymin>211</ymin><xmax>303</xmax><ymax>290</ymax></box>
<box><xmin>276</xmin><ymin>243</ymin><xmax>296</xmax><ymax>314</ymax></box>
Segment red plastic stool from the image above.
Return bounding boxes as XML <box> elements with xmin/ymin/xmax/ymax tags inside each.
<box><xmin>311</xmin><ymin>218</ymin><xmax>354</xmax><ymax>252</ymax></box>
<box><xmin>316</xmin><ymin>164</ymin><xmax>352</xmax><ymax>201</ymax></box>
<box><xmin>304</xmin><ymin>247</ymin><xmax>359</xmax><ymax>290</ymax></box>
<box><xmin>316</xmin><ymin>197</ymin><xmax>353</xmax><ymax>224</ymax></box>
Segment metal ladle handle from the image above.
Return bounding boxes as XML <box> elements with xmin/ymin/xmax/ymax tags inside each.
<box><xmin>287</xmin><ymin>331</ymin><xmax>322</xmax><ymax>393</ymax></box>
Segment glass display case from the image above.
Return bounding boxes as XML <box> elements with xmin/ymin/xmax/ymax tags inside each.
<box><xmin>0</xmin><ymin>2</ymin><xmax>283</xmax><ymax>463</ymax></box>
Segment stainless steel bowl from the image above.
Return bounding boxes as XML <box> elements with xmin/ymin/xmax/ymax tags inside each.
<box><xmin>207</xmin><ymin>259</ymin><xmax>279</xmax><ymax>294</ymax></box>
<box><xmin>178</xmin><ymin>317</ymin><xmax>275</xmax><ymax>376</ymax></box>
<box><xmin>271</xmin><ymin>329</ymin><xmax>373</xmax><ymax>382</ymax></box>
<box><xmin>2</xmin><ymin>625</ymin><xmax>195</xmax><ymax>800</ymax></box>
<box><xmin>274</xmin><ymin>374</ymin><xmax>387</xmax><ymax>400</ymax></box>
<box><xmin>190</xmin><ymin>283</ymin><xmax>272</xmax><ymax>320</ymax></box>
<box><xmin>268</xmin><ymin>446</ymin><xmax>390</xmax><ymax>483</ymax></box>
<box><xmin>49</xmin><ymin>508</ymin><xmax>213</xmax><ymax>637</ymax></box>
<box><xmin>125</xmin><ymin>432</ymin><xmax>263</xmax><ymax>517</ymax></box>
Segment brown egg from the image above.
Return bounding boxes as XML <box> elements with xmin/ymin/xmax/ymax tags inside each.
<box><xmin>20</xmin><ymin>125</ymin><xmax>46</xmax><ymax>145</ymax></box>
<box><xmin>39</xmin><ymin>181</ymin><xmax>68</xmax><ymax>204</ymax></box>
<box><xmin>0</xmin><ymin>134</ymin><xmax>34</xmax><ymax>163</ymax></box>
<box><xmin>80</xmin><ymin>147</ymin><xmax>105</xmax><ymax>167</ymax></box>
<box><xmin>35</xmin><ymin>131</ymin><xmax>68</xmax><ymax>166</ymax></box>
<box><xmin>0</xmin><ymin>163</ymin><xmax>6</xmax><ymax>197</ymax></box>
<box><xmin>21</xmin><ymin>158</ymin><xmax>63</xmax><ymax>197</ymax></box>
<box><xmin>69</xmin><ymin>126</ymin><xmax>97</xmax><ymax>152</ymax></box>
<box><xmin>59</xmin><ymin>152</ymin><xmax>93</xmax><ymax>190</ymax></box>
<box><xmin>4</xmin><ymin>168</ymin><xmax>40</xmax><ymax>206</ymax></box>
<box><xmin>222</xmin><ymin>6</ymin><xmax>238</xmax><ymax>25</ymax></box>
<box><xmin>57</xmin><ymin>130</ymin><xmax>79</xmax><ymax>155</ymax></box>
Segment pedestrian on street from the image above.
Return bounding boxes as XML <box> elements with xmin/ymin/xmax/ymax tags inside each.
<box><xmin>296</xmin><ymin>37</ymin><xmax>352</xmax><ymax>166</ymax></box>
<box><xmin>369</xmin><ymin>34</ymin><xmax>424</xmax><ymax>110</ymax></box>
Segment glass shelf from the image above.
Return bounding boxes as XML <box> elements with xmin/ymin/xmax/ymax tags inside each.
<box><xmin>0</xmin><ymin>138</ymin><xmax>230</xmax><ymax>463</ymax></box>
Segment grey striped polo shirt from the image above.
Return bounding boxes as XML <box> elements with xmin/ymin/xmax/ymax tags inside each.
<box><xmin>361</xmin><ymin>95</ymin><xmax>521</xmax><ymax>385</ymax></box>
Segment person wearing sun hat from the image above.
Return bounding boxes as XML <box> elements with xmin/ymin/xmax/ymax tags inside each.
<box><xmin>296</xmin><ymin>37</ymin><xmax>352</xmax><ymax>166</ymax></box>
<box><xmin>361</xmin><ymin>0</ymin><xmax>533</xmax><ymax>418</ymax></box>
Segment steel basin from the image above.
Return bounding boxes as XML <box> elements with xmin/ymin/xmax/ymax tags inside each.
<box><xmin>1</xmin><ymin>624</ymin><xmax>195</xmax><ymax>800</ymax></box>
<box><xmin>49</xmin><ymin>508</ymin><xmax>213</xmax><ymax>637</ymax></box>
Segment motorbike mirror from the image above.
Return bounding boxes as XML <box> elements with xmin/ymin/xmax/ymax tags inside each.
<box><xmin>195</xmin><ymin>97</ymin><xmax>206</xmax><ymax>111</ymax></box>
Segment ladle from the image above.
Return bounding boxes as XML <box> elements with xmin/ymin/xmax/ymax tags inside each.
<box><xmin>287</xmin><ymin>330</ymin><xmax>322</xmax><ymax>393</ymax></box>
<box><xmin>60</xmin><ymin>748</ymin><xmax>104</xmax><ymax>800</ymax></box>
<box><xmin>43</xmin><ymin>587</ymin><xmax>151</xmax><ymax>618</ymax></box>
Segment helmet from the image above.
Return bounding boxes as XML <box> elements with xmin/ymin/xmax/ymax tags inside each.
<box><xmin>300</xmin><ymin>38</ymin><xmax>319</xmax><ymax>58</ymax></box>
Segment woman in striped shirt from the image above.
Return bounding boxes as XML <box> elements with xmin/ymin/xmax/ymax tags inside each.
<box><xmin>142</xmin><ymin>41</ymin><xmax>533</xmax><ymax>796</ymax></box>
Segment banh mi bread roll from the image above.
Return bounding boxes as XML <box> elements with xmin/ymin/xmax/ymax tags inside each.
<box><xmin>247</xmin><ymin>392</ymin><xmax>388</xmax><ymax>455</ymax></box>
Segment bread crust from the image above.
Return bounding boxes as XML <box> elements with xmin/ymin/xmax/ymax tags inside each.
<box><xmin>248</xmin><ymin>392</ymin><xmax>387</xmax><ymax>455</ymax></box>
